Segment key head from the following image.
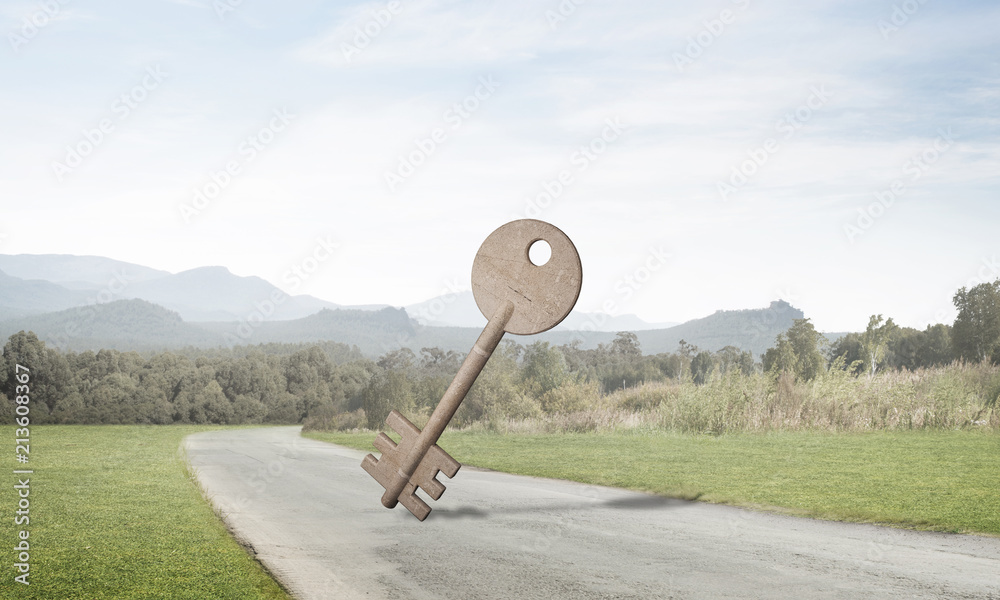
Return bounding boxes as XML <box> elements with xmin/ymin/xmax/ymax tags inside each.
<box><xmin>471</xmin><ymin>219</ymin><xmax>583</xmax><ymax>335</ymax></box>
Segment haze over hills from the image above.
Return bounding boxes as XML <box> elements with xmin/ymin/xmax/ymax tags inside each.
<box><xmin>0</xmin><ymin>267</ymin><xmax>91</xmax><ymax>317</ymax></box>
<box><xmin>0</xmin><ymin>253</ymin><xmax>170</xmax><ymax>289</ymax></box>
<box><xmin>0</xmin><ymin>299</ymin><xmax>221</xmax><ymax>351</ymax></box>
<box><xmin>0</xmin><ymin>254</ymin><xmax>350</xmax><ymax>321</ymax></box>
<box><xmin>2</xmin><ymin>253</ymin><xmax>676</xmax><ymax>331</ymax></box>
<box><xmin>0</xmin><ymin>253</ymin><xmax>849</xmax><ymax>357</ymax></box>
<box><xmin>637</xmin><ymin>300</ymin><xmax>808</xmax><ymax>356</ymax></box>
<box><xmin>115</xmin><ymin>266</ymin><xmax>342</xmax><ymax>321</ymax></box>
<box><xmin>0</xmin><ymin>296</ymin><xmax>834</xmax><ymax>359</ymax></box>
<box><xmin>404</xmin><ymin>290</ymin><xmax>678</xmax><ymax>331</ymax></box>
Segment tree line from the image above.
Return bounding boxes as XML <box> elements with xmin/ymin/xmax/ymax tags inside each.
<box><xmin>3</xmin><ymin>279</ymin><xmax>998</xmax><ymax>427</ymax></box>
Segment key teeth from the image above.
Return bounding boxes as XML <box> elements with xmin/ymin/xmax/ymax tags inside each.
<box><xmin>386</xmin><ymin>410</ymin><xmax>420</xmax><ymax>438</ymax></box>
<box><xmin>361</xmin><ymin>410</ymin><xmax>463</xmax><ymax>521</ymax></box>
<box><xmin>432</xmin><ymin>445</ymin><xmax>461</xmax><ymax>479</ymax></box>
<box><xmin>398</xmin><ymin>483</ymin><xmax>431</xmax><ymax>521</ymax></box>
<box><xmin>372</xmin><ymin>432</ymin><xmax>396</xmax><ymax>455</ymax></box>
<box><xmin>361</xmin><ymin>453</ymin><xmax>379</xmax><ymax>476</ymax></box>
<box><xmin>414</xmin><ymin>445</ymin><xmax>461</xmax><ymax>501</ymax></box>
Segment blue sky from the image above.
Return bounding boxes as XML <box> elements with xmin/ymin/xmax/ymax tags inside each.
<box><xmin>1</xmin><ymin>0</ymin><xmax>998</xmax><ymax>333</ymax></box>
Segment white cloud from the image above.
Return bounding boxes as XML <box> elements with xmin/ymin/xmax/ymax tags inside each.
<box><xmin>295</xmin><ymin>0</ymin><xmax>549</xmax><ymax>68</ymax></box>
<box><xmin>2</xmin><ymin>0</ymin><xmax>998</xmax><ymax>332</ymax></box>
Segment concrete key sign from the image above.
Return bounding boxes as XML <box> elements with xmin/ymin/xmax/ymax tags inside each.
<box><xmin>361</xmin><ymin>219</ymin><xmax>583</xmax><ymax>520</ymax></box>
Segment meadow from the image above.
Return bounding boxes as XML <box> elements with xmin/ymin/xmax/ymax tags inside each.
<box><xmin>0</xmin><ymin>425</ymin><xmax>291</xmax><ymax>600</ymax></box>
<box><xmin>305</xmin><ymin>362</ymin><xmax>1000</xmax><ymax>536</ymax></box>
<box><xmin>306</xmin><ymin>428</ymin><xmax>1000</xmax><ymax>536</ymax></box>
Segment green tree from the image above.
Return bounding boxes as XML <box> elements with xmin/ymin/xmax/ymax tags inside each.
<box><xmin>610</xmin><ymin>331</ymin><xmax>642</xmax><ymax>360</ymax></box>
<box><xmin>916</xmin><ymin>324</ymin><xmax>954</xmax><ymax>367</ymax></box>
<box><xmin>361</xmin><ymin>369</ymin><xmax>413</xmax><ymax>429</ymax></box>
<box><xmin>86</xmin><ymin>372</ymin><xmax>141</xmax><ymax>424</ymax></box>
<box><xmin>651</xmin><ymin>352</ymin><xmax>685</xmax><ymax>380</ymax></box>
<box><xmin>198</xmin><ymin>380</ymin><xmax>234</xmax><ymax>424</ymax></box>
<box><xmin>459</xmin><ymin>342</ymin><xmax>540</xmax><ymax>426</ymax></box>
<box><xmin>594</xmin><ymin>332</ymin><xmax>648</xmax><ymax>392</ymax></box>
<box><xmin>2</xmin><ymin>331</ymin><xmax>78</xmax><ymax>423</ymax></box>
<box><xmin>830</xmin><ymin>332</ymin><xmax>863</xmax><ymax>373</ymax></box>
<box><xmin>172</xmin><ymin>365</ymin><xmax>222</xmax><ymax>424</ymax></box>
<box><xmin>214</xmin><ymin>353</ymin><xmax>277</xmax><ymax>423</ymax></box>
<box><xmin>859</xmin><ymin>314</ymin><xmax>898</xmax><ymax>376</ymax></box>
<box><xmin>521</xmin><ymin>341</ymin><xmax>567</xmax><ymax>396</ymax></box>
<box><xmin>376</xmin><ymin>347</ymin><xmax>416</xmax><ymax>372</ymax></box>
<box><xmin>284</xmin><ymin>346</ymin><xmax>335</xmax><ymax>422</ymax></box>
<box><xmin>952</xmin><ymin>280</ymin><xmax>1000</xmax><ymax>362</ymax></box>
<box><xmin>690</xmin><ymin>351</ymin><xmax>714</xmax><ymax>385</ymax></box>
<box><xmin>787</xmin><ymin>318</ymin><xmax>826</xmax><ymax>380</ymax></box>
<box><xmin>762</xmin><ymin>334</ymin><xmax>796</xmax><ymax>375</ymax></box>
<box><xmin>886</xmin><ymin>326</ymin><xmax>923</xmax><ymax>371</ymax></box>
<box><xmin>715</xmin><ymin>345</ymin><xmax>755</xmax><ymax>376</ymax></box>
<box><xmin>763</xmin><ymin>319</ymin><xmax>826</xmax><ymax>381</ymax></box>
<box><xmin>418</xmin><ymin>347</ymin><xmax>460</xmax><ymax>376</ymax></box>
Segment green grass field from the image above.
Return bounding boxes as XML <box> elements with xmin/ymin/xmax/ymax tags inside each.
<box><xmin>0</xmin><ymin>425</ymin><xmax>291</xmax><ymax>600</ymax></box>
<box><xmin>306</xmin><ymin>429</ymin><xmax>1000</xmax><ymax>536</ymax></box>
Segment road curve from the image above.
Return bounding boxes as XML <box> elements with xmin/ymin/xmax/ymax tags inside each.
<box><xmin>183</xmin><ymin>427</ymin><xmax>1000</xmax><ymax>600</ymax></box>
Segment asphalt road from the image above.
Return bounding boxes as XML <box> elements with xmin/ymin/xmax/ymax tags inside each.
<box><xmin>183</xmin><ymin>427</ymin><xmax>1000</xmax><ymax>600</ymax></box>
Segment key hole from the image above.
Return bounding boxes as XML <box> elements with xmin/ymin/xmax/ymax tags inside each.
<box><xmin>528</xmin><ymin>239</ymin><xmax>551</xmax><ymax>266</ymax></box>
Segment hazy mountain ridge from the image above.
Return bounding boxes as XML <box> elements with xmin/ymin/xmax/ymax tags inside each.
<box><xmin>0</xmin><ymin>267</ymin><xmax>91</xmax><ymax>315</ymax></box>
<box><xmin>196</xmin><ymin>307</ymin><xmax>416</xmax><ymax>353</ymax></box>
<box><xmin>0</xmin><ymin>254</ymin><xmax>170</xmax><ymax>288</ymax></box>
<box><xmin>0</xmin><ymin>296</ymin><xmax>830</xmax><ymax>358</ymax></box>
<box><xmin>0</xmin><ymin>298</ymin><xmax>220</xmax><ymax>351</ymax></box>
<box><xmin>117</xmin><ymin>266</ymin><xmax>343</xmax><ymax>321</ymax></box>
<box><xmin>0</xmin><ymin>300</ymin><xmax>418</xmax><ymax>354</ymax></box>
<box><xmin>0</xmin><ymin>254</ymin><xmax>346</xmax><ymax>322</ymax></box>
<box><xmin>0</xmin><ymin>254</ymin><xmax>841</xmax><ymax>356</ymax></box>
<box><xmin>404</xmin><ymin>290</ymin><xmax>677</xmax><ymax>331</ymax></box>
<box><xmin>635</xmin><ymin>300</ymin><xmax>806</xmax><ymax>357</ymax></box>
<box><xmin>2</xmin><ymin>253</ymin><xmax>678</xmax><ymax>331</ymax></box>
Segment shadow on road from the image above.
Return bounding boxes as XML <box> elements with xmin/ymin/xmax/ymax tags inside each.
<box><xmin>429</xmin><ymin>492</ymin><xmax>693</xmax><ymax>521</ymax></box>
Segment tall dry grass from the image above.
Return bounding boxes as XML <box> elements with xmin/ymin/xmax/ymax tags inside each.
<box><xmin>484</xmin><ymin>362</ymin><xmax>1000</xmax><ymax>434</ymax></box>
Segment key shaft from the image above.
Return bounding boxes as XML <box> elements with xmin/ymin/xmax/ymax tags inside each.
<box><xmin>362</xmin><ymin>220</ymin><xmax>582</xmax><ymax>520</ymax></box>
<box><xmin>380</xmin><ymin>299</ymin><xmax>514</xmax><ymax>508</ymax></box>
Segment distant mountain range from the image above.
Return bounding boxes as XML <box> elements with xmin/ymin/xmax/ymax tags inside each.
<box><xmin>0</xmin><ymin>253</ymin><xmax>675</xmax><ymax>330</ymax></box>
<box><xmin>0</xmin><ymin>253</ymin><xmax>849</xmax><ymax>357</ymax></box>
<box><xmin>0</xmin><ymin>254</ymin><xmax>365</xmax><ymax>322</ymax></box>
<box><xmin>404</xmin><ymin>291</ymin><xmax>678</xmax><ymax>331</ymax></box>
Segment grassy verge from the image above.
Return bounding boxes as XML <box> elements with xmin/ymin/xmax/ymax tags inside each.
<box><xmin>305</xmin><ymin>429</ymin><xmax>1000</xmax><ymax>536</ymax></box>
<box><xmin>0</xmin><ymin>425</ymin><xmax>291</xmax><ymax>600</ymax></box>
